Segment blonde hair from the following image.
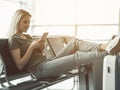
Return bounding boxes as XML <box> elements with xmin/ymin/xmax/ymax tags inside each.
<box><xmin>8</xmin><ymin>9</ymin><xmax>31</xmax><ymax>39</ymax></box>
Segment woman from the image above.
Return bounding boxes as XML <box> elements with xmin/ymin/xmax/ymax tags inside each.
<box><xmin>8</xmin><ymin>9</ymin><xmax>120</xmax><ymax>79</ymax></box>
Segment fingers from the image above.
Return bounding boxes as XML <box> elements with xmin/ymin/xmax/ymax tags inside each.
<box><xmin>31</xmin><ymin>39</ymin><xmax>45</xmax><ymax>50</ymax></box>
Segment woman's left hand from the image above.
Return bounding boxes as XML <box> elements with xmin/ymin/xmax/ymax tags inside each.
<box><xmin>38</xmin><ymin>39</ymin><xmax>45</xmax><ymax>50</ymax></box>
<box><xmin>34</xmin><ymin>39</ymin><xmax>45</xmax><ymax>51</ymax></box>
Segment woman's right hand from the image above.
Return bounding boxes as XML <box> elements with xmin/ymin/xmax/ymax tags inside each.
<box><xmin>29</xmin><ymin>39</ymin><xmax>45</xmax><ymax>50</ymax></box>
<box><xmin>29</xmin><ymin>39</ymin><xmax>41</xmax><ymax>50</ymax></box>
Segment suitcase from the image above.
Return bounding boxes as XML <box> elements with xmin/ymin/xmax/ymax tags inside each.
<box><xmin>79</xmin><ymin>56</ymin><xmax>103</xmax><ymax>90</ymax></box>
<box><xmin>103</xmin><ymin>55</ymin><xmax>120</xmax><ymax>90</ymax></box>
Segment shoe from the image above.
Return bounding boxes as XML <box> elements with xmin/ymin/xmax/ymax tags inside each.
<box><xmin>105</xmin><ymin>36</ymin><xmax>120</xmax><ymax>55</ymax></box>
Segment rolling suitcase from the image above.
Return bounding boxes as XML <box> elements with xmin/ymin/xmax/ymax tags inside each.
<box><xmin>103</xmin><ymin>55</ymin><xmax>120</xmax><ymax>90</ymax></box>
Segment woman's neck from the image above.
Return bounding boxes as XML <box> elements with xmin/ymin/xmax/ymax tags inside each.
<box><xmin>16</xmin><ymin>33</ymin><xmax>27</xmax><ymax>39</ymax></box>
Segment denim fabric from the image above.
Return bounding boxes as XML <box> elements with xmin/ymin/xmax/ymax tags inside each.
<box><xmin>36</xmin><ymin>38</ymin><xmax>107</xmax><ymax>79</ymax></box>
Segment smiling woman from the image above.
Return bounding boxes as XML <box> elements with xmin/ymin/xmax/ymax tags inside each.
<box><xmin>8</xmin><ymin>9</ymin><xmax>31</xmax><ymax>39</ymax></box>
<box><xmin>0</xmin><ymin>0</ymin><xmax>120</xmax><ymax>90</ymax></box>
<box><xmin>8</xmin><ymin>9</ymin><xmax>113</xmax><ymax>80</ymax></box>
<box><xmin>18</xmin><ymin>15</ymin><xmax>31</xmax><ymax>36</ymax></box>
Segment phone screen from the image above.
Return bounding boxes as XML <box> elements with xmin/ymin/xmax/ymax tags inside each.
<box><xmin>41</xmin><ymin>32</ymin><xmax>48</xmax><ymax>40</ymax></box>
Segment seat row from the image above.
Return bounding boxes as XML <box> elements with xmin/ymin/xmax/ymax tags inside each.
<box><xmin>0</xmin><ymin>36</ymin><xmax>102</xmax><ymax>90</ymax></box>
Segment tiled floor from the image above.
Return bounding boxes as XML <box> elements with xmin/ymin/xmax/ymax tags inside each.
<box><xmin>0</xmin><ymin>76</ymin><xmax>80</xmax><ymax>90</ymax></box>
<box><xmin>42</xmin><ymin>76</ymin><xmax>80</xmax><ymax>90</ymax></box>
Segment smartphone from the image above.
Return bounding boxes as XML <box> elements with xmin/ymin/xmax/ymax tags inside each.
<box><xmin>41</xmin><ymin>32</ymin><xmax>48</xmax><ymax>40</ymax></box>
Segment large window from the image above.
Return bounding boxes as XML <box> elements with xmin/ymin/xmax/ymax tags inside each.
<box><xmin>34</xmin><ymin>0</ymin><xmax>76</xmax><ymax>25</ymax></box>
<box><xmin>77</xmin><ymin>25</ymin><xmax>118</xmax><ymax>43</ymax></box>
<box><xmin>77</xmin><ymin>0</ymin><xmax>120</xmax><ymax>24</ymax></box>
<box><xmin>33</xmin><ymin>26</ymin><xmax>75</xmax><ymax>37</ymax></box>
<box><xmin>34</xmin><ymin>0</ymin><xmax>120</xmax><ymax>24</ymax></box>
<box><xmin>33</xmin><ymin>0</ymin><xmax>120</xmax><ymax>41</ymax></box>
<box><xmin>0</xmin><ymin>0</ymin><xmax>120</xmax><ymax>41</ymax></box>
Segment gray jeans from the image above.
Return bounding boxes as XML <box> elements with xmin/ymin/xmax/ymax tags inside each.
<box><xmin>36</xmin><ymin>38</ymin><xmax>107</xmax><ymax>78</ymax></box>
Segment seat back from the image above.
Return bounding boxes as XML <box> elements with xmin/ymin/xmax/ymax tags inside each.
<box><xmin>0</xmin><ymin>39</ymin><xmax>26</xmax><ymax>77</ymax></box>
<box><xmin>46</xmin><ymin>37</ymin><xmax>65</xmax><ymax>56</ymax></box>
<box><xmin>63</xmin><ymin>36</ymin><xmax>74</xmax><ymax>44</ymax></box>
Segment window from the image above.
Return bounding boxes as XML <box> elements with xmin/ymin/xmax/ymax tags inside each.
<box><xmin>32</xmin><ymin>26</ymin><xmax>75</xmax><ymax>37</ymax></box>
<box><xmin>77</xmin><ymin>26</ymin><xmax>118</xmax><ymax>43</ymax></box>
<box><xmin>0</xmin><ymin>0</ymin><xmax>21</xmax><ymax>38</ymax></box>
<box><xmin>33</xmin><ymin>0</ymin><xmax>120</xmax><ymax>41</ymax></box>
<box><xmin>34</xmin><ymin>0</ymin><xmax>120</xmax><ymax>24</ymax></box>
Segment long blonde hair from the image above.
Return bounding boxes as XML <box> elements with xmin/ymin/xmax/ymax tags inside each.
<box><xmin>8</xmin><ymin>9</ymin><xmax>31</xmax><ymax>39</ymax></box>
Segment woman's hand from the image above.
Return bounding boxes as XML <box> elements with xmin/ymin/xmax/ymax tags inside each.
<box><xmin>30</xmin><ymin>39</ymin><xmax>45</xmax><ymax>51</ymax></box>
<box><xmin>37</xmin><ymin>39</ymin><xmax>45</xmax><ymax>51</ymax></box>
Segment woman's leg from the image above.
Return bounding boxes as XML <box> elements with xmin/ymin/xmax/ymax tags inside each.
<box><xmin>54</xmin><ymin>38</ymin><xmax>100</xmax><ymax>59</ymax></box>
<box><xmin>76</xmin><ymin>40</ymin><xmax>100</xmax><ymax>52</ymax></box>
<box><xmin>54</xmin><ymin>38</ymin><xmax>78</xmax><ymax>58</ymax></box>
<box><xmin>36</xmin><ymin>50</ymin><xmax>107</xmax><ymax>79</ymax></box>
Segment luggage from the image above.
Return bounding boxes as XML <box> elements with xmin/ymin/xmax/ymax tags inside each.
<box><xmin>103</xmin><ymin>55</ymin><xmax>120</xmax><ymax>90</ymax></box>
<box><xmin>79</xmin><ymin>57</ymin><xmax>103</xmax><ymax>90</ymax></box>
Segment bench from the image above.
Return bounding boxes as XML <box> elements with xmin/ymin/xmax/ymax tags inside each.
<box><xmin>0</xmin><ymin>36</ymin><xmax>103</xmax><ymax>90</ymax></box>
<box><xmin>46</xmin><ymin>36</ymin><xmax>65</xmax><ymax>56</ymax></box>
<box><xmin>63</xmin><ymin>36</ymin><xmax>74</xmax><ymax>44</ymax></box>
<box><xmin>0</xmin><ymin>39</ymin><xmax>40</xmax><ymax>89</ymax></box>
<box><xmin>0</xmin><ymin>37</ymin><xmax>80</xmax><ymax>90</ymax></box>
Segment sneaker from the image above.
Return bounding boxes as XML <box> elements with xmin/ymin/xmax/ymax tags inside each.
<box><xmin>105</xmin><ymin>36</ymin><xmax>120</xmax><ymax>55</ymax></box>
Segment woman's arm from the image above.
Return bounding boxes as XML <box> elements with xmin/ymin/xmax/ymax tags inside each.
<box><xmin>11</xmin><ymin>46</ymin><xmax>33</xmax><ymax>70</ymax></box>
<box><xmin>11</xmin><ymin>39</ymin><xmax>45</xmax><ymax>70</ymax></box>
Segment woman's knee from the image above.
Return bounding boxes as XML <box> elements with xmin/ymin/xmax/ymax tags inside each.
<box><xmin>74</xmin><ymin>51</ymin><xmax>106</xmax><ymax>64</ymax></box>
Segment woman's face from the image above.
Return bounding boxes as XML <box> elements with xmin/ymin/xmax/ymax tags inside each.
<box><xmin>18</xmin><ymin>15</ymin><xmax>30</xmax><ymax>33</ymax></box>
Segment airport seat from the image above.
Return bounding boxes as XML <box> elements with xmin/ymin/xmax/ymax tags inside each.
<box><xmin>0</xmin><ymin>38</ymin><xmax>79</xmax><ymax>90</ymax></box>
<box><xmin>46</xmin><ymin>36</ymin><xmax>65</xmax><ymax>56</ymax></box>
<box><xmin>0</xmin><ymin>37</ymin><xmax>103</xmax><ymax>90</ymax></box>
<box><xmin>0</xmin><ymin>39</ymin><xmax>29</xmax><ymax>79</ymax></box>
<box><xmin>0</xmin><ymin>39</ymin><xmax>38</xmax><ymax>88</ymax></box>
<box><xmin>63</xmin><ymin>36</ymin><xmax>74</xmax><ymax>44</ymax></box>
